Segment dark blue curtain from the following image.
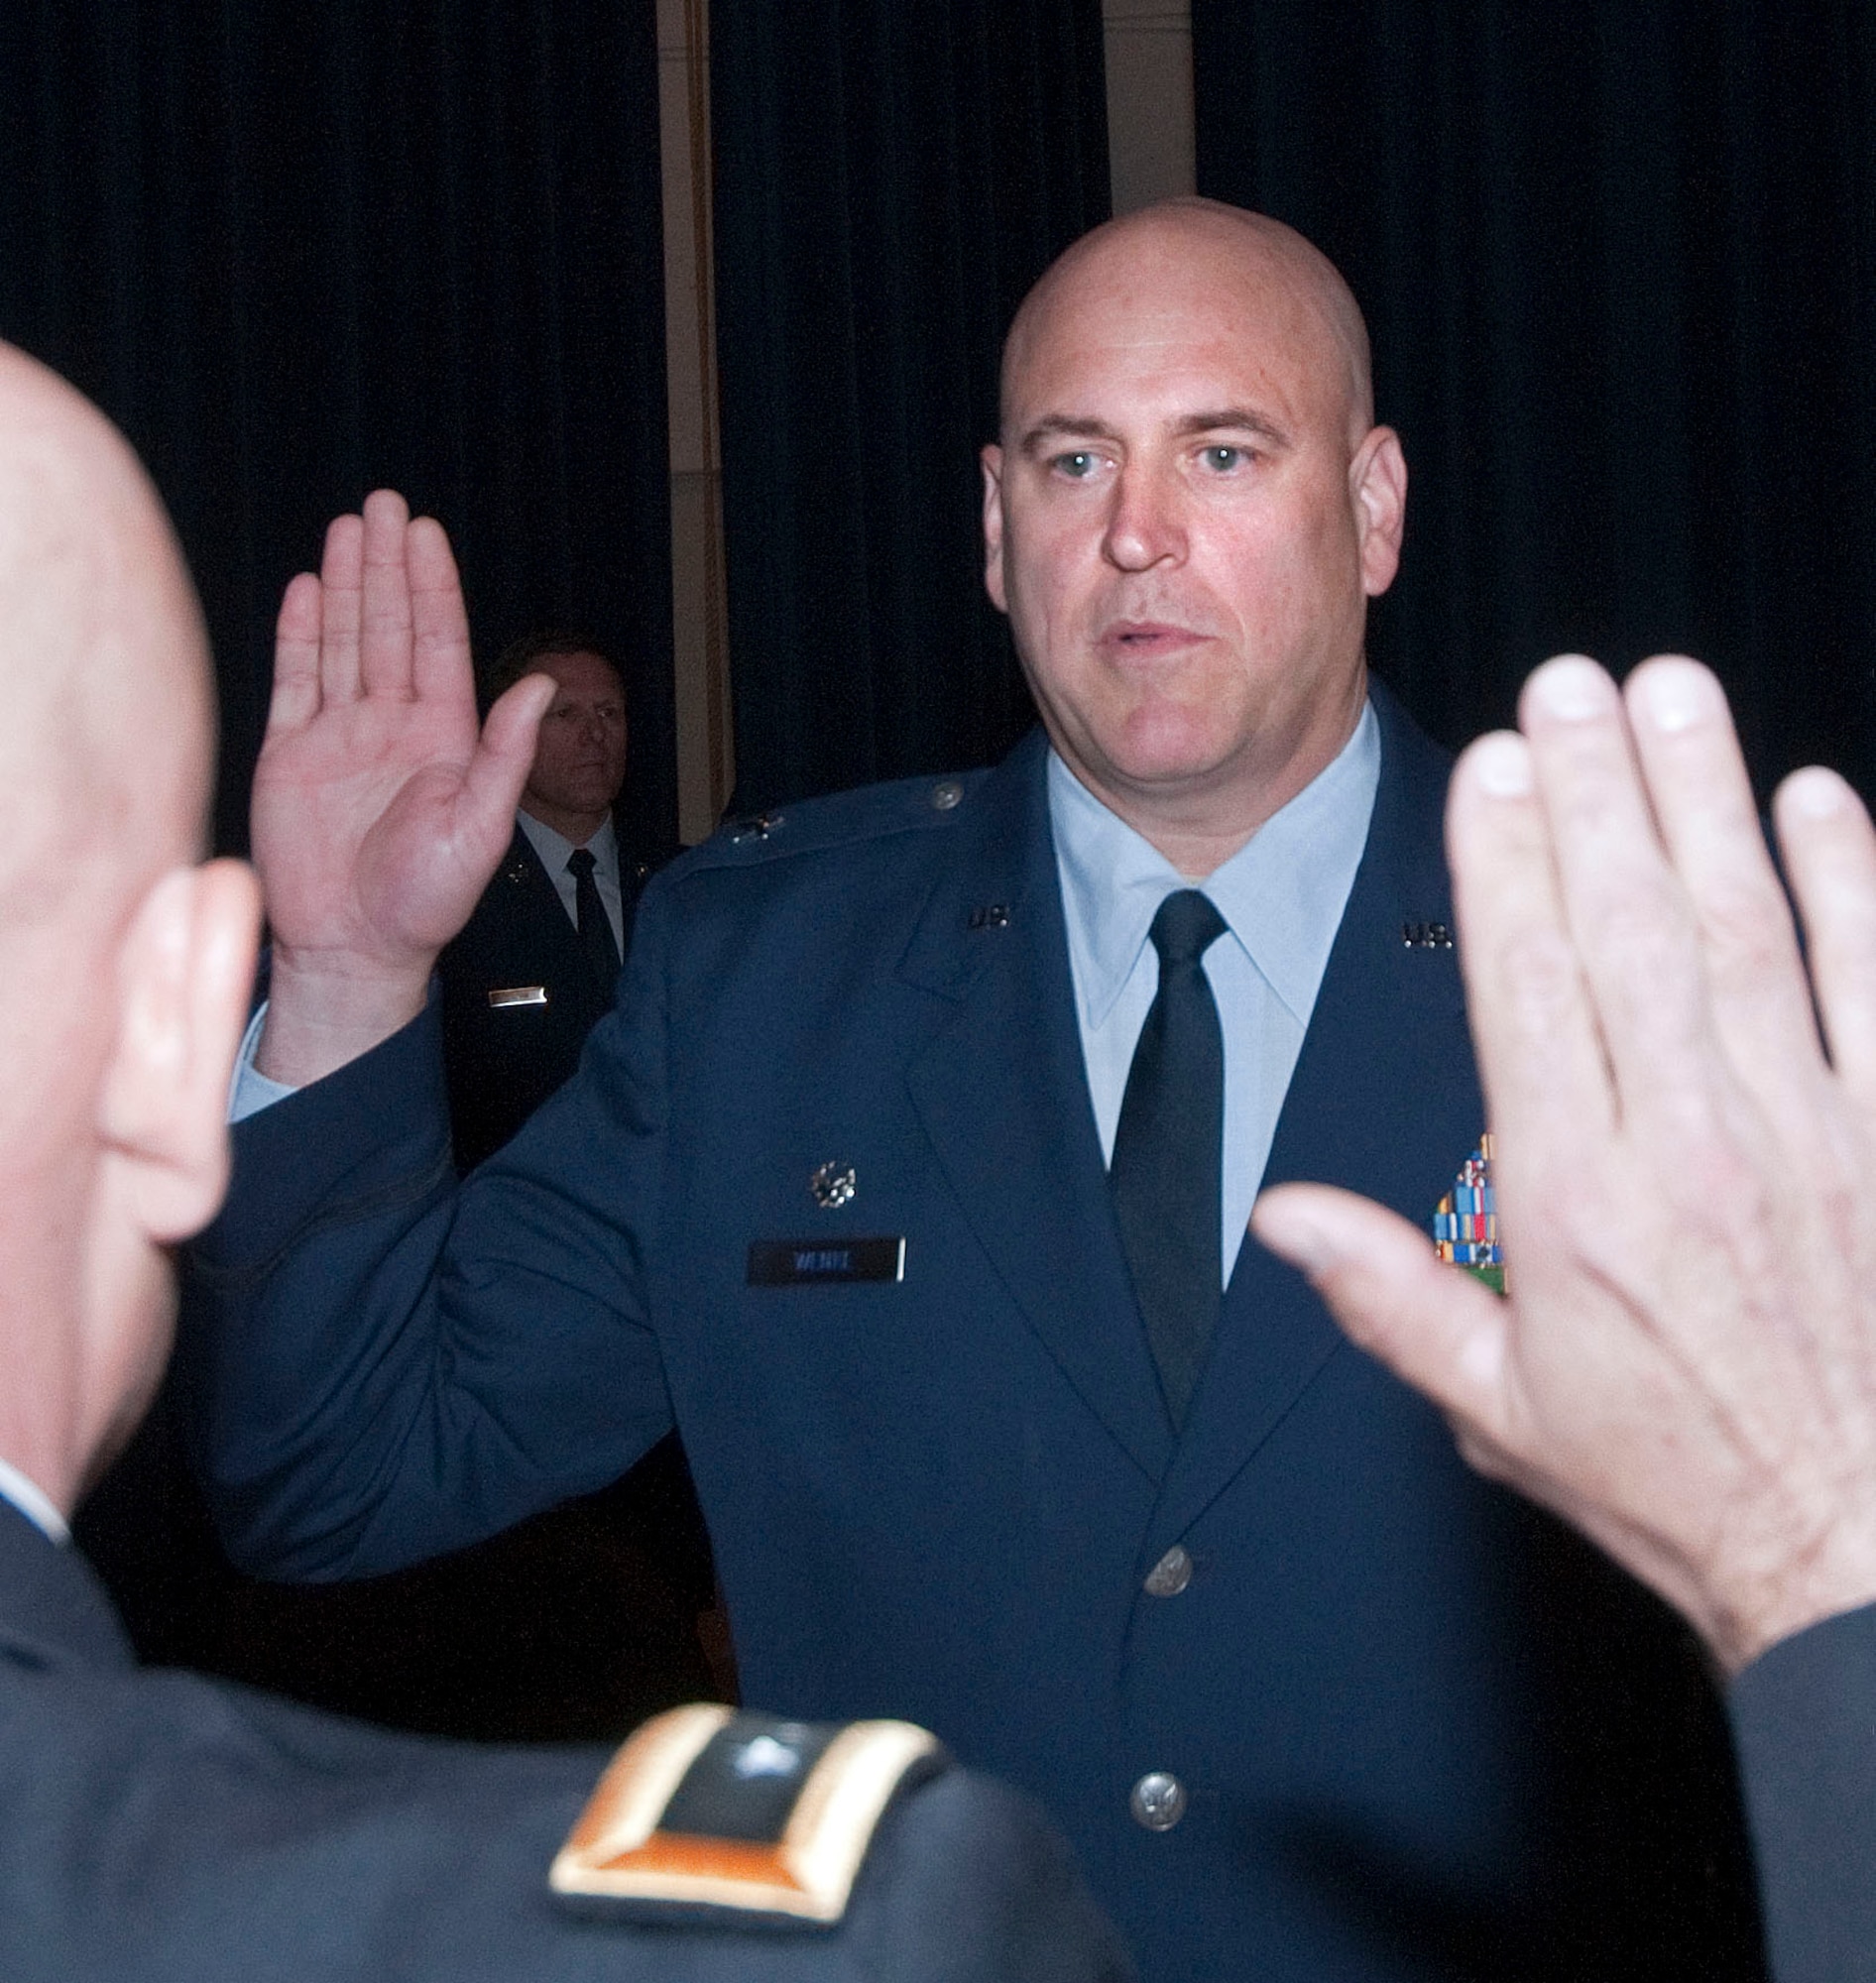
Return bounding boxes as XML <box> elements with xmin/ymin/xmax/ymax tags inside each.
<box><xmin>0</xmin><ymin>0</ymin><xmax>674</xmax><ymax>855</ymax></box>
<box><xmin>711</xmin><ymin>0</ymin><xmax>1112</xmax><ymax>810</ymax></box>
<box><xmin>1193</xmin><ymin>1</ymin><xmax>1876</xmax><ymax>801</ymax></box>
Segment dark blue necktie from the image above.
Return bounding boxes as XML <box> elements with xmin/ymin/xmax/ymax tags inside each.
<box><xmin>1110</xmin><ymin>889</ymin><xmax>1228</xmax><ymax>1431</ymax></box>
<box><xmin>567</xmin><ymin>846</ymin><xmax>622</xmax><ymax>988</ymax></box>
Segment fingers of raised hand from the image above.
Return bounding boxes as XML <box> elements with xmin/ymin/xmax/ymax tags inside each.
<box><xmin>316</xmin><ymin>512</ymin><xmax>365</xmax><ymax>702</ymax></box>
<box><xmin>291</xmin><ymin>495</ymin><xmax>465</xmax><ymax>714</ymax></box>
<box><xmin>1517</xmin><ymin>655</ymin><xmax>1713</xmax><ymax>1120</ymax></box>
<box><xmin>1251</xmin><ymin>1185</ymin><xmax>1513</xmax><ymax>1440</ymax></box>
<box><xmin>1775</xmin><ymin>765</ymin><xmax>1876</xmax><ymax>1107</ymax></box>
<box><xmin>1625</xmin><ymin>657</ymin><xmax>1819</xmax><ymax>1106</ymax></box>
<box><xmin>406</xmin><ymin>516</ymin><xmax>472</xmax><ymax>703</ymax></box>
<box><xmin>269</xmin><ymin>571</ymin><xmax>325</xmax><ymax>736</ymax></box>
<box><xmin>358</xmin><ymin>490</ymin><xmax>416</xmax><ymax>698</ymax></box>
<box><xmin>1447</xmin><ymin>726</ymin><xmax>1611</xmax><ymax>1161</ymax></box>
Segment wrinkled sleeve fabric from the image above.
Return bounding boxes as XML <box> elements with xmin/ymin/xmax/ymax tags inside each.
<box><xmin>1727</xmin><ymin>1600</ymin><xmax>1876</xmax><ymax>1983</ymax></box>
<box><xmin>177</xmin><ymin>880</ymin><xmax>684</xmax><ymax>1581</ymax></box>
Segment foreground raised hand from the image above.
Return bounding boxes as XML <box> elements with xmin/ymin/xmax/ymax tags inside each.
<box><xmin>1253</xmin><ymin>653</ymin><xmax>1876</xmax><ymax>1673</ymax></box>
<box><xmin>251</xmin><ymin>492</ymin><xmax>554</xmax><ymax>1085</ymax></box>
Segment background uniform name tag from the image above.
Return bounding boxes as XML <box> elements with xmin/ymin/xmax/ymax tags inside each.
<box><xmin>748</xmin><ymin>1237</ymin><xmax>905</xmax><ymax>1285</ymax></box>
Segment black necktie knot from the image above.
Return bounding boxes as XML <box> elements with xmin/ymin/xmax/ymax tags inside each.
<box><xmin>1149</xmin><ymin>889</ymin><xmax>1227</xmax><ymax>971</ymax></box>
<box><xmin>566</xmin><ymin>847</ymin><xmax>597</xmax><ymax>879</ymax></box>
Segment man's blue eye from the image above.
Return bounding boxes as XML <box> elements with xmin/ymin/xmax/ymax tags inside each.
<box><xmin>1057</xmin><ymin>452</ymin><xmax>1098</xmax><ymax>478</ymax></box>
<box><xmin>1204</xmin><ymin>445</ymin><xmax>1244</xmax><ymax>471</ymax></box>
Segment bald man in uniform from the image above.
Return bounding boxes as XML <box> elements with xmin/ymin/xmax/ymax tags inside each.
<box><xmin>189</xmin><ymin>200</ymin><xmax>1759</xmax><ymax>1979</ymax></box>
<box><xmin>0</xmin><ymin>342</ymin><xmax>1126</xmax><ymax>1983</ymax></box>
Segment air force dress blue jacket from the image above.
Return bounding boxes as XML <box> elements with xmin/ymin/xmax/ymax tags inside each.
<box><xmin>184</xmin><ymin>689</ymin><xmax>1763</xmax><ymax>1981</ymax></box>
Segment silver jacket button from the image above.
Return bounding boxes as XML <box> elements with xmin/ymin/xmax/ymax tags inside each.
<box><xmin>930</xmin><ymin>779</ymin><xmax>963</xmax><ymax>811</ymax></box>
<box><xmin>1143</xmin><ymin>1544</ymin><xmax>1193</xmax><ymax>1597</ymax></box>
<box><xmin>1129</xmin><ymin>1771</ymin><xmax>1187</xmax><ymax>1831</ymax></box>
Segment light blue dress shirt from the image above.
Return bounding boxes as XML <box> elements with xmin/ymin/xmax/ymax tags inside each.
<box><xmin>1049</xmin><ymin>700</ymin><xmax>1379</xmax><ymax>1287</ymax></box>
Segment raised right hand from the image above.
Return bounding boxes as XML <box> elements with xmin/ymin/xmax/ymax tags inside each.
<box><xmin>250</xmin><ymin>491</ymin><xmax>554</xmax><ymax>1085</ymax></box>
<box><xmin>1254</xmin><ymin>655</ymin><xmax>1876</xmax><ymax>1673</ymax></box>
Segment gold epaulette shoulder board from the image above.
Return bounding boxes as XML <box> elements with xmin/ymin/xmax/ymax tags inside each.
<box><xmin>550</xmin><ymin>1704</ymin><xmax>947</xmax><ymax>1928</ymax></box>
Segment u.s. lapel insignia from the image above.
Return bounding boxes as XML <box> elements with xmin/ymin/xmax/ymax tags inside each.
<box><xmin>1432</xmin><ymin>1134</ymin><xmax>1506</xmax><ymax>1293</ymax></box>
<box><xmin>810</xmin><ymin>1161</ymin><xmax>857</xmax><ymax>1210</ymax></box>
<box><xmin>1402</xmin><ymin>920</ymin><xmax>1454</xmax><ymax>949</ymax></box>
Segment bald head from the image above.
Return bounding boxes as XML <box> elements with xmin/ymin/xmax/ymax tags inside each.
<box><xmin>1000</xmin><ymin>199</ymin><xmax>1374</xmax><ymax>446</ymax></box>
<box><xmin>0</xmin><ymin>346</ymin><xmax>212</xmax><ymax>908</ymax></box>
<box><xmin>0</xmin><ymin>344</ymin><xmax>258</xmax><ymax>1518</ymax></box>
<box><xmin>980</xmin><ymin>196</ymin><xmax>1406</xmax><ymax>874</ymax></box>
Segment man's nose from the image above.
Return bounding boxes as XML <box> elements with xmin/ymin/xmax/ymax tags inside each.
<box><xmin>1102</xmin><ymin>462</ymin><xmax>1186</xmax><ymax>572</ymax></box>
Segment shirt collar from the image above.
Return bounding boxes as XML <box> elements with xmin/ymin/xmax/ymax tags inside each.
<box><xmin>0</xmin><ymin>1455</ymin><xmax>69</xmax><ymax>1545</ymax></box>
<box><xmin>517</xmin><ymin>808</ymin><xmax>618</xmax><ymax>879</ymax></box>
<box><xmin>1048</xmin><ymin>699</ymin><xmax>1380</xmax><ymax>1029</ymax></box>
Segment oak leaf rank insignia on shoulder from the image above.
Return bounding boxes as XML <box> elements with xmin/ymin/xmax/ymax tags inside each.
<box><xmin>550</xmin><ymin>1703</ymin><xmax>946</xmax><ymax>1928</ymax></box>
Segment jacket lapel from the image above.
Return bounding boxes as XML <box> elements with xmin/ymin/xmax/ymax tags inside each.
<box><xmin>500</xmin><ymin>826</ymin><xmax>610</xmax><ymax>996</ymax></box>
<box><xmin>1153</xmin><ymin>687</ymin><xmax>1485</xmax><ymax>1544</ymax></box>
<box><xmin>901</xmin><ymin>733</ymin><xmax>1175</xmax><ymax>1487</ymax></box>
<box><xmin>494</xmin><ymin>829</ymin><xmax>619</xmax><ymax>1007</ymax></box>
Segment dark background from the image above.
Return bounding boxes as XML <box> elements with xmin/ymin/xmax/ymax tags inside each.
<box><xmin>1193</xmin><ymin>0</ymin><xmax>1876</xmax><ymax>804</ymax></box>
<box><xmin>710</xmin><ymin>0</ymin><xmax>1111</xmax><ymax>810</ymax></box>
<box><xmin>0</xmin><ymin>0</ymin><xmax>675</xmax><ymax>859</ymax></box>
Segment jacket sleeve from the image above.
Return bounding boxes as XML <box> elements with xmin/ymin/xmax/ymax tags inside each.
<box><xmin>1726</xmin><ymin>1598</ymin><xmax>1876</xmax><ymax>1983</ymax></box>
<box><xmin>176</xmin><ymin>881</ymin><xmax>684</xmax><ymax>1581</ymax></box>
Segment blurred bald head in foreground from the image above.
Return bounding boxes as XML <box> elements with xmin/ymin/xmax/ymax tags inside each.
<box><xmin>0</xmin><ymin>344</ymin><xmax>259</xmax><ymax>1519</ymax></box>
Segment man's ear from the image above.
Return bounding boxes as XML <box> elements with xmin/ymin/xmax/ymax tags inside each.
<box><xmin>1351</xmin><ymin>425</ymin><xmax>1408</xmax><ymax>598</ymax></box>
<box><xmin>97</xmin><ymin>859</ymin><xmax>263</xmax><ymax>1243</ymax></box>
<box><xmin>981</xmin><ymin>444</ymin><xmax>1009</xmax><ymax>614</ymax></box>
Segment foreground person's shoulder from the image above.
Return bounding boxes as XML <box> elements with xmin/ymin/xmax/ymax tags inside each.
<box><xmin>549</xmin><ymin>1705</ymin><xmax>1132</xmax><ymax>1981</ymax></box>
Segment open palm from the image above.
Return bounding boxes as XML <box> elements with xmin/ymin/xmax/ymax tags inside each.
<box><xmin>251</xmin><ymin>491</ymin><xmax>550</xmax><ymax>1081</ymax></box>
